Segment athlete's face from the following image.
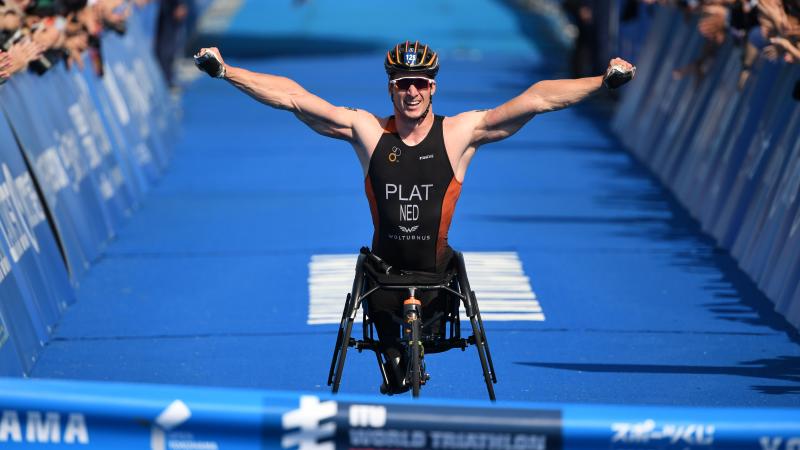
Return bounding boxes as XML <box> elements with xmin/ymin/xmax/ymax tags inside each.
<box><xmin>389</xmin><ymin>75</ymin><xmax>436</xmax><ymax>120</ymax></box>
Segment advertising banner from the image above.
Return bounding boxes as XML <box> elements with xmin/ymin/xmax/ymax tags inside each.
<box><xmin>612</xmin><ymin>5</ymin><xmax>800</xmax><ymax>329</ymax></box>
<box><xmin>0</xmin><ymin>307</ymin><xmax>23</xmax><ymax>376</ymax></box>
<box><xmin>1</xmin><ymin>73</ymin><xmax>104</xmax><ymax>279</ymax></box>
<box><xmin>0</xmin><ymin>379</ymin><xmax>799</xmax><ymax>449</ymax></box>
<box><xmin>0</xmin><ymin>103</ymin><xmax>74</xmax><ymax>374</ymax></box>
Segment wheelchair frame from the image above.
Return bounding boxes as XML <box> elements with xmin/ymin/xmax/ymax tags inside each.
<box><xmin>327</xmin><ymin>250</ymin><xmax>497</xmax><ymax>400</ymax></box>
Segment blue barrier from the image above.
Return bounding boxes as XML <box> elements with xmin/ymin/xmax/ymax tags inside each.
<box><xmin>78</xmin><ymin>56</ymin><xmax>154</xmax><ymax>200</ymax></box>
<box><xmin>3</xmin><ymin>71</ymin><xmax>109</xmax><ymax>278</ymax></box>
<box><xmin>127</xmin><ymin>7</ymin><xmax>181</xmax><ymax>147</ymax></box>
<box><xmin>612</xmin><ymin>6</ymin><xmax>800</xmax><ymax>330</ymax></box>
<box><xmin>53</xmin><ymin>65</ymin><xmax>133</xmax><ymax>233</ymax></box>
<box><xmin>68</xmin><ymin>67</ymin><xmax>139</xmax><ymax>217</ymax></box>
<box><xmin>612</xmin><ymin>7</ymin><xmax>676</xmax><ymax>148</ymax></box>
<box><xmin>0</xmin><ymin>246</ymin><xmax>38</xmax><ymax>376</ymax></box>
<box><xmin>0</xmin><ymin>117</ymin><xmax>25</xmax><ymax>377</ymax></box>
<box><xmin>0</xmin><ymin>113</ymin><xmax>75</xmax><ymax>376</ymax></box>
<box><xmin>0</xmin><ymin>138</ymin><xmax>73</xmax><ymax>331</ymax></box>
<box><xmin>0</xmin><ymin>1</ymin><xmax>177</xmax><ymax>376</ymax></box>
<box><xmin>100</xmin><ymin>36</ymin><xmax>170</xmax><ymax>179</ymax></box>
<box><xmin>0</xmin><ymin>311</ymin><xmax>22</xmax><ymax>376</ymax></box>
<box><xmin>0</xmin><ymin>378</ymin><xmax>798</xmax><ymax>449</ymax></box>
<box><xmin>0</xmin><ymin>2</ymin><xmax>176</xmax><ymax>279</ymax></box>
<box><xmin>103</xmin><ymin>4</ymin><xmax>181</xmax><ymax>172</ymax></box>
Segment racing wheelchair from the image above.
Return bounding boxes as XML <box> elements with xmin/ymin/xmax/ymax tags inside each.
<box><xmin>327</xmin><ymin>247</ymin><xmax>497</xmax><ymax>399</ymax></box>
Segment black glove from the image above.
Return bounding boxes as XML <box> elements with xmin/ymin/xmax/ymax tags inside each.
<box><xmin>194</xmin><ymin>50</ymin><xmax>226</xmax><ymax>78</ymax></box>
<box><xmin>603</xmin><ymin>65</ymin><xmax>636</xmax><ymax>89</ymax></box>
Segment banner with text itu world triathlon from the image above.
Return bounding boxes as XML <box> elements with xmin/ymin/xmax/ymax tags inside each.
<box><xmin>1</xmin><ymin>379</ymin><xmax>800</xmax><ymax>450</ymax></box>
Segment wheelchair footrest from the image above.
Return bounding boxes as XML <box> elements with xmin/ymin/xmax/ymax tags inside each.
<box><xmin>423</xmin><ymin>337</ymin><xmax>469</xmax><ymax>354</ymax></box>
<box><xmin>353</xmin><ymin>339</ymin><xmax>378</xmax><ymax>352</ymax></box>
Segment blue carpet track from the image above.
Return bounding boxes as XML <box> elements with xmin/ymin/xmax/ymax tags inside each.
<box><xmin>31</xmin><ymin>0</ymin><xmax>800</xmax><ymax>405</ymax></box>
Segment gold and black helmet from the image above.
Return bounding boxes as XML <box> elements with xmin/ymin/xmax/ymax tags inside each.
<box><xmin>384</xmin><ymin>40</ymin><xmax>439</xmax><ymax>79</ymax></box>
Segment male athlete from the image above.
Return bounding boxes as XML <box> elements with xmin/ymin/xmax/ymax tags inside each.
<box><xmin>194</xmin><ymin>41</ymin><xmax>634</xmax><ymax>393</ymax></box>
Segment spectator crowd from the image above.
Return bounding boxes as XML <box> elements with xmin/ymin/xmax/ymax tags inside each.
<box><xmin>0</xmin><ymin>0</ymin><xmax>138</xmax><ymax>82</ymax></box>
<box><xmin>668</xmin><ymin>0</ymin><xmax>800</xmax><ymax>89</ymax></box>
<box><xmin>561</xmin><ymin>0</ymin><xmax>799</xmax><ymax>93</ymax></box>
<box><xmin>0</xmin><ymin>0</ymin><xmax>192</xmax><ymax>87</ymax></box>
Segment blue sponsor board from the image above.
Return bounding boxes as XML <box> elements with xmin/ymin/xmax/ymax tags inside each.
<box><xmin>33</xmin><ymin>68</ymin><xmax>116</xmax><ymax>247</ymax></box>
<box><xmin>1</xmin><ymin>379</ymin><xmax>799</xmax><ymax>449</ymax></box>
<box><xmin>0</xmin><ymin>0</ymin><xmax>173</xmax><ymax>378</ymax></box>
<box><xmin>565</xmin><ymin>405</ymin><xmax>800</xmax><ymax>450</ymax></box>
<box><xmin>0</xmin><ymin>297</ymin><xmax>24</xmax><ymax>376</ymax></box>
<box><xmin>76</xmin><ymin>55</ymin><xmax>152</xmax><ymax>201</ymax></box>
<box><xmin>0</xmin><ymin>110</ymin><xmax>74</xmax><ymax>374</ymax></box>
<box><xmin>0</xmin><ymin>378</ymin><xmax>268</xmax><ymax>449</ymax></box>
<box><xmin>325</xmin><ymin>401</ymin><xmax>561</xmax><ymax>450</ymax></box>
<box><xmin>612</xmin><ymin>4</ymin><xmax>800</xmax><ymax>330</ymax></box>
<box><xmin>0</xmin><ymin>114</ymin><xmax>74</xmax><ymax>313</ymax></box>
<box><xmin>1</xmin><ymin>74</ymin><xmax>101</xmax><ymax>279</ymax></box>
<box><xmin>101</xmin><ymin>31</ymin><xmax>173</xmax><ymax>174</ymax></box>
<box><xmin>0</xmin><ymin>242</ymin><xmax>40</xmax><ymax>375</ymax></box>
<box><xmin>51</xmin><ymin>65</ymin><xmax>133</xmax><ymax>232</ymax></box>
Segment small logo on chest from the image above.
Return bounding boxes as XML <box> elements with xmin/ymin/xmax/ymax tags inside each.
<box><xmin>419</xmin><ymin>154</ymin><xmax>434</xmax><ymax>160</ymax></box>
<box><xmin>389</xmin><ymin>146</ymin><xmax>401</xmax><ymax>163</ymax></box>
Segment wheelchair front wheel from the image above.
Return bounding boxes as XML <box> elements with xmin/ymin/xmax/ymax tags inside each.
<box><xmin>331</xmin><ymin>310</ymin><xmax>355</xmax><ymax>393</ymax></box>
<box><xmin>330</xmin><ymin>254</ymin><xmax>366</xmax><ymax>394</ymax></box>
<box><xmin>474</xmin><ymin>293</ymin><xmax>497</xmax><ymax>384</ymax></box>
<box><xmin>469</xmin><ymin>313</ymin><xmax>496</xmax><ymax>401</ymax></box>
<box><xmin>410</xmin><ymin>315</ymin><xmax>422</xmax><ymax>398</ymax></box>
<box><xmin>327</xmin><ymin>293</ymin><xmax>351</xmax><ymax>387</ymax></box>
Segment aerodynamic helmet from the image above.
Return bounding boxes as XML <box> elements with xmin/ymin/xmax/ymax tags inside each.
<box><xmin>384</xmin><ymin>40</ymin><xmax>439</xmax><ymax>79</ymax></box>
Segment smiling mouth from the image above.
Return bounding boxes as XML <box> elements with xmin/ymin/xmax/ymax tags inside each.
<box><xmin>404</xmin><ymin>99</ymin><xmax>422</xmax><ymax>107</ymax></box>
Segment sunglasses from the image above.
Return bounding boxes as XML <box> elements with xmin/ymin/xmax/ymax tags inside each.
<box><xmin>391</xmin><ymin>77</ymin><xmax>433</xmax><ymax>91</ymax></box>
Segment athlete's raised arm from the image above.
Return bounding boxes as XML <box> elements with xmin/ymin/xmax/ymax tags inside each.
<box><xmin>194</xmin><ymin>47</ymin><xmax>381</xmax><ymax>148</ymax></box>
<box><xmin>453</xmin><ymin>57</ymin><xmax>635</xmax><ymax>149</ymax></box>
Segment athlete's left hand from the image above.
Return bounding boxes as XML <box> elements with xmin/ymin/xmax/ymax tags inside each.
<box><xmin>603</xmin><ymin>57</ymin><xmax>636</xmax><ymax>89</ymax></box>
<box><xmin>194</xmin><ymin>47</ymin><xmax>226</xmax><ymax>79</ymax></box>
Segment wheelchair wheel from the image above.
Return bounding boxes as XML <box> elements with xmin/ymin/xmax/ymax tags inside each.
<box><xmin>469</xmin><ymin>310</ymin><xmax>496</xmax><ymax>401</ymax></box>
<box><xmin>455</xmin><ymin>252</ymin><xmax>496</xmax><ymax>401</ymax></box>
<box><xmin>474</xmin><ymin>294</ymin><xmax>497</xmax><ymax>383</ymax></box>
<box><xmin>329</xmin><ymin>254</ymin><xmax>366</xmax><ymax>394</ymax></box>
<box><xmin>331</xmin><ymin>298</ymin><xmax>356</xmax><ymax>393</ymax></box>
<box><xmin>327</xmin><ymin>293</ymin><xmax>351</xmax><ymax>388</ymax></box>
<box><xmin>410</xmin><ymin>316</ymin><xmax>422</xmax><ymax>398</ymax></box>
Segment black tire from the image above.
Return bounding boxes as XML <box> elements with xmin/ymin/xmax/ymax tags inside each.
<box><xmin>328</xmin><ymin>293</ymin><xmax>351</xmax><ymax>386</ymax></box>
<box><xmin>410</xmin><ymin>317</ymin><xmax>421</xmax><ymax>398</ymax></box>
<box><xmin>470</xmin><ymin>315</ymin><xmax>496</xmax><ymax>401</ymax></box>
<box><xmin>332</xmin><ymin>315</ymin><xmax>355</xmax><ymax>393</ymax></box>
<box><xmin>473</xmin><ymin>291</ymin><xmax>497</xmax><ymax>384</ymax></box>
<box><xmin>455</xmin><ymin>252</ymin><xmax>496</xmax><ymax>400</ymax></box>
<box><xmin>331</xmin><ymin>254</ymin><xmax>366</xmax><ymax>393</ymax></box>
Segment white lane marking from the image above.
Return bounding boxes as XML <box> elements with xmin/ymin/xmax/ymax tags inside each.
<box><xmin>307</xmin><ymin>252</ymin><xmax>544</xmax><ymax>325</ymax></box>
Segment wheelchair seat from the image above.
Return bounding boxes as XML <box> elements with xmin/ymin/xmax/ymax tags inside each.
<box><xmin>327</xmin><ymin>247</ymin><xmax>497</xmax><ymax>399</ymax></box>
<box><xmin>360</xmin><ymin>247</ymin><xmax>458</xmax><ymax>287</ymax></box>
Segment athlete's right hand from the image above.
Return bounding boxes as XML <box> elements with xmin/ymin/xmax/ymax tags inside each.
<box><xmin>602</xmin><ymin>57</ymin><xmax>635</xmax><ymax>89</ymax></box>
<box><xmin>194</xmin><ymin>47</ymin><xmax>226</xmax><ymax>79</ymax></box>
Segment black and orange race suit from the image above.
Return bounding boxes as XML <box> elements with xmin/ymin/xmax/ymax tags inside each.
<box><xmin>365</xmin><ymin>114</ymin><xmax>461</xmax><ymax>273</ymax></box>
<box><xmin>363</xmin><ymin>115</ymin><xmax>462</xmax><ymax>379</ymax></box>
